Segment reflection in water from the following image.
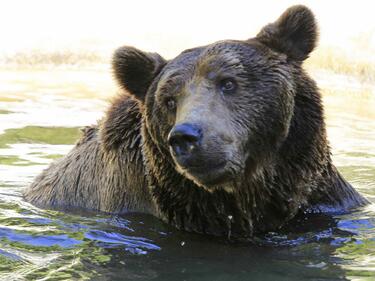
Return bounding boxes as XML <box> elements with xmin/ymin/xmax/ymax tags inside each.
<box><xmin>0</xmin><ymin>69</ymin><xmax>374</xmax><ymax>280</ymax></box>
<box><xmin>0</xmin><ymin>126</ymin><xmax>81</xmax><ymax>148</ymax></box>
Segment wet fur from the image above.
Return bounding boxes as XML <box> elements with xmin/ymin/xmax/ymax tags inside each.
<box><xmin>24</xmin><ymin>5</ymin><xmax>368</xmax><ymax>239</ymax></box>
<box><xmin>24</xmin><ymin>97</ymin><xmax>154</xmax><ymax>214</ymax></box>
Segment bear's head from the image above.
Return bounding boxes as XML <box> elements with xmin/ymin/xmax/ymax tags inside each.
<box><xmin>112</xmin><ymin>5</ymin><xmax>317</xmax><ymax>190</ymax></box>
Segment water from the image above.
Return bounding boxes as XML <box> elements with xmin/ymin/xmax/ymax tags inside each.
<box><xmin>0</xmin><ymin>69</ymin><xmax>374</xmax><ymax>281</ymax></box>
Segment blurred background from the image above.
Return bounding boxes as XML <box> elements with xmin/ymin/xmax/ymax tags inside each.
<box><xmin>1</xmin><ymin>0</ymin><xmax>374</xmax><ymax>113</ymax></box>
<box><xmin>1</xmin><ymin>1</ymin><xmax>375</xmax><ymax>280</ymax></box>
<box><xmin>1</xmin><ymin>0</ymin><xmax>375</xmax><ymax>61</ymax></box>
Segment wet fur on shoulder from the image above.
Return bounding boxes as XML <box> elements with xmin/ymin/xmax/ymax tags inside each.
<box><xmin>24</xmin><ymin>96</ymin><xmax>154</xmax><ymax>214</ymax></box>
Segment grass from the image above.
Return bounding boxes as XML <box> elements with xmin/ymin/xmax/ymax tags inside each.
<box><xmin>1</xmin><ymin>45</ymin><xmax>374</xmax><ymax>81</ymax></box>
<box><xmin>306</xmin><ymin>46</ymin><xmax>375</xmax><ymax>82</ymax></box>
<box><xmin>0</xmin><ymin>126</ymin><xmax>81</xmax><ymax>148</ymax></box>
<box><xmin>1</xmin><ymin>50</ymin><xmax>105</xmax><ymax>69</ymax></box>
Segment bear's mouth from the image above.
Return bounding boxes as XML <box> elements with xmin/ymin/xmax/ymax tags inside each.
<box><xmin>177</xmin><ymin>160</ymin><xmax>233</xmax><ymax>187</ymax></box>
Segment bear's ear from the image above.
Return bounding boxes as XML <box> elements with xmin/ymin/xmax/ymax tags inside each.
<box><xmin>256</xmin><ymin>5</ymin><xmax>318</xmax><ymax>61</ymax></box>
<box><xmin>112</xmin><ymin>46</ymin><xmax>166</xmax><ymax>102</ymax></box>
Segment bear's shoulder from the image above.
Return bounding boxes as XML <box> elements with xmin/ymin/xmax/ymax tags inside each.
<box><xmin>99</xmin><ymin>94</ymin><xmax>143</xmax><ymax>152</ymax></box>
<box><xmin>76</xmin><ymin>125</ymin><xmax>98</xmax><ymax>146</ymax></box>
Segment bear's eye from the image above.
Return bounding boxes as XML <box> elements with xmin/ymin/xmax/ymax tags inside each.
<box><xmin>165</xmin><ymin>98</ymin><xmax>176</xmax><ymax>111</ymax></box>
<box><xmin>219</xmin><ymin>78</ymin><xmax>237</xmax><ymax>94</ymax></box>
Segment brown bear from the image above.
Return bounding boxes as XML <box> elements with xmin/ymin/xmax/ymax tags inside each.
<box><xmin>24</xmin><ymin>5</ymin><xmax>368</xmax><ymax>239</ymax></box>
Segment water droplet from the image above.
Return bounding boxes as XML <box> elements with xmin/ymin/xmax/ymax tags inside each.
<box><xmin>181</xmin><ymin>241</ymin><xmax>185</xmax><ymax>246</ymax></box>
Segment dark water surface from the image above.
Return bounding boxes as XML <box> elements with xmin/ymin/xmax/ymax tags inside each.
<box><xmin>0</xmin><ymin>70</ymin><xmax>374</xmax><ymax>280</ymax></box>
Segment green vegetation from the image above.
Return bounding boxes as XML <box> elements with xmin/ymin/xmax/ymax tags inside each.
<box><xmin>0</xmin><ymin>126</ymin><xmax>81</xmax><ymax>148</ymax></box>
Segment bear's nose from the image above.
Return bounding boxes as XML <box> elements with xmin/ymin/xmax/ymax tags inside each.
<box><xmin>168</xmin><ymin>123</ymin><xmax>202</xmax><ymax>157</ymax></box>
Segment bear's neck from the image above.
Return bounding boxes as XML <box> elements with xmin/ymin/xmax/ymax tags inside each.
<box><xmin>141</xmin><ymin>123</ymin><xmax>303</xmax><ymax>240</ymax></box>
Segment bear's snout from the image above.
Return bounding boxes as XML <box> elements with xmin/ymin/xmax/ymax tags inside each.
<box><xmin>168</xmin><ymin>123</ymin><xmax>202</xmax><ymax>159</ymax></box>
<box><xmin>168</xmin><ymin>122</ymin><xmax>235</xmax><ymax>186</ymax></box>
